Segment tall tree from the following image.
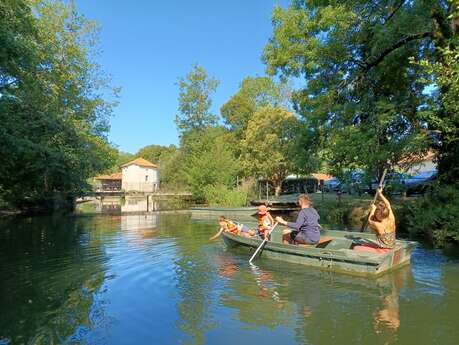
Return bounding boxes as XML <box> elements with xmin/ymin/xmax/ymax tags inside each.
<box><xmin>220</xmin><ymin>76</ymin><xmax>290</xmax><ymax>139</ymax></box>
<box><xmin>180</xmin><ymin>127</ymin><xmax>238</xmax><ymax>201</ymax></box>
<box><xmin>415</xmin><ymin>1</ymin><xmax>459</xmax><ymax>183</ymax></box>
<box><xmin>0</xmin><ymin>0</ymin><xmax>117</xmax><ymax>209</ymax></box>
<box><xmin>263</xmin><ymin>0</ymin><xmax>451</xmax><ymax>179</ymax></box>
<box><xmin>175</xmin><ymin>64</ymin><xmax>219</xmax><ymax>133</ymax></box>
<box><xmin>240</xmin><ymin>106</ymin><xmax>299</xmax><ymax>195</ymax></box>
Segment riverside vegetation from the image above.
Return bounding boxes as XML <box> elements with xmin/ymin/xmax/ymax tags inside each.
<box><xmin>1</xmin><ymin>0</ymin><xmax>458</xmax><ymax>247</ymax></box>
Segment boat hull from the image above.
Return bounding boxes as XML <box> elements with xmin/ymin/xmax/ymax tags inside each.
<box><xmin>222</xmin><ymin>229</ymin><xmax>415</xmax><ymax>277</ymax></box>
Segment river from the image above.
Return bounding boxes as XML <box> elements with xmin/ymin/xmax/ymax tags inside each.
<box><xmin>0</xmin><ymin>206</ymin><xmax>458</xmax><ymax>344</ymax></box>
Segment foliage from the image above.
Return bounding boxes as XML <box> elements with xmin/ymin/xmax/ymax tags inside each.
<box><xmin>203</xmin><ymin>184</ymin><xmax>248</xmax><ymax>207</ymax></box>
<box><xmin>175</xmin><ymin>64</ymin><xmax>219</xmax><ymax>133</ymax></box>
<box><xmin>136</xmin><ymin>144</ymin><xmax>177</xmax><ymax>166</ymax></box>
<box><xmin>398</xmin><ymin>185</ymin><xmax>459</xmax><ymax>246</ymax></box>
<box><xmin>415</xmin><ymin>47</ymin><xmax>459</xmax><ymax>182</ymax></box>
<box><xmin>0</xmin><ymin>0</ymin><xmax>117</xmax><ymax>209</ymax></box>
<box><xmin>154</xmin><ymin>148</ymin><xmax>188</xmax><ymax>191</ymax></box>
<box><xmin>180</xmin><ymin>127</ymin><xmax>238</xmax><ymax>201</ymax></box>
<box><xmin>263</xmin><ymin>0</ymin><xmax>453</xmax><ymax>180</ymax></box>
<box><xmin>220</xmin><ymin>76</ymin><xmax>289</xmax><ymax>135</ymax></box>
<box><xmin>240</xmin><ymin>106</ymin><xmax>299</xmax><ymax>195</ymax></box>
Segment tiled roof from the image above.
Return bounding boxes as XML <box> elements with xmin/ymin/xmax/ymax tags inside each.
<box><xmin>121</xmin><ymin>157</ymin><xmax>158</xmax><ymax>168</ymax></box>
<box><xmin>398</xmin><ymin>150</ymin><xmax>437</xmax><ymax>166</ymax></box>
<box><xmin>95</xmin><ymin>172</ymin><xmax>122</xmax><ymax>180</ymax></box>
<box><xmin>311</xmin><ymin>173</ymin><xmax>334</xmax><ymax>181</ymax></box>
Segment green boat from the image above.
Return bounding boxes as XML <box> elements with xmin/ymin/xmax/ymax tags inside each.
<box><xmin>222</xmin><ymin>228</ymin><xmax>416</xmax><ymax>277</ymax></box>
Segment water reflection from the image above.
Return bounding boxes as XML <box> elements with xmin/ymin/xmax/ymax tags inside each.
<box><xmin>1</xmin><ymin>214</ymin><xmax>458</xmax><ymax>345</ymax></box>
<box><xmin>213</xmin><ymin>250</ymin><xmax>413</xmax><ymax>344</ymax></box>
<box><xmin>76</xmin><ymin>195</ymin><xmax>188</xmax><ymax>214</ymax></box>
<box><xmin>0</xmin><ymin>216</ymin><xmax>113</xmax><ymax>344</ymax></box>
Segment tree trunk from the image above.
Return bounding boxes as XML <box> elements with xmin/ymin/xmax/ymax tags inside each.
<box><xmin>274</xmin><ymin>183</ymin><xmax>282</xmax><ymax>197</ymax></box>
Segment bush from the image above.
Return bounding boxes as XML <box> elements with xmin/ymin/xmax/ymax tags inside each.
<box><xmin>398</xmin><ymin>185</ymin><xmax>459</xmax><ymax>246</ymax></box>
<box><xmin>204</xmin><ymin>184</ymin><xmax>248</xmax><ymax>207</ymax></box>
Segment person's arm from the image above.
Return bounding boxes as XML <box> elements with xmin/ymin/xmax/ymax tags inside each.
<box><xmin>377</xmin><ymin>189</ymin><xmax>393</xmax><ymax>213</ymax></box>
<box><xmin>286</xmin><ymin>211</ymin><xmax>306</xmax><ymax>231</ymax></box>
<box><xmin>267</xmin><ymin>213</ymin><xmax>274</xmax><ymax>226</ymax></box>
<box><xmin>209</xmin><ymin>227</ymin><xmax>224</xmax><ymax>240</ymax></box>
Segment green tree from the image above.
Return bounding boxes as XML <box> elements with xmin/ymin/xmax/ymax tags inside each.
<box><xmin>135</xmin><ymin>144</ymin><xmax>188</xmax><ymax>190</ymax></box>
<box><xmin>181</xmin><ymin>127</ymin><xmax>238</xmax><ymax>201</ymax></box>
<box><xmin>240</xmin><ymin>106</ymin><xmax>299</xmax><ymax>195</ymax></box>
<box><xmin>414</xmin><ymin>2</ymin><xmax>459</xmax><ymax>183</ymax></box>
<box><xmin>263</xmin><ymin>0</ymin><xmax>451</xmax><ymax>179</ymax></box>
<box><xmin>136</xmin><ymin>144</ymin><xmax>177</xmax><ymax>166</ymax></box>
<box><xmin>175</xmin><ymin>64</ymin><xmax>219</xmax><ymax>133</ymax></box>
<box><xmin>0</xmin><ymin>0</ymin><xmax>117</xmax><ymax>209</ymax></box>
<box><xmin>220</xmin><ymin>76</ymin><xmax>288</xmax><ymax>134</ymax></box>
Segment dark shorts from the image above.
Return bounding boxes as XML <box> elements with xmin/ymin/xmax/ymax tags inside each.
<box><xmin>290</xmin><ymin>231</ymin><xmax>318</xmax><ymax>245</ymax></box>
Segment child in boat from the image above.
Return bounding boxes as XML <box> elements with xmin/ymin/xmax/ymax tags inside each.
<box><xmin>276</xmin><ymin>194</ymin><xmax>321</xmax><ymax>245</ymax></box>
<box><xmin>367</xmin><ymin>188</ymin><xmax>396</xmax><ymax>249</ymax></box>
<box><xmin>257</xmin><ymin>205</ymin><xmax>274</xmax><ymax>239</ymax></box>
<box><xmin>209</xmin><ymin>216</ymin><xmax>255</xmax><ymax>240</ymax></box>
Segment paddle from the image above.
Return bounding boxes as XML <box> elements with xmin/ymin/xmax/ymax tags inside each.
<box><xmin>360</xmin><ymin>169</ymin><xmax>387</xmax><ymax>232</ymax></box>
<box><xmin>249</xmin><ymin>222</ymin><xmax>279</xmax><ymax>264</ymax></box>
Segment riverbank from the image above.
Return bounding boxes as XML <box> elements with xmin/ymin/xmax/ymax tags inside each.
<box><xmin>269</xmin><ymin>192</ymin><xmax>459</xmax><ymax>248</ymax></box>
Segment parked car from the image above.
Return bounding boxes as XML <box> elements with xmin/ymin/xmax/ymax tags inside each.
<box><xmin>368</xmin><ymin>171</ymin><xmax>437</xmax><ymax>196</ymax></box>
<box><xmin>369</xmin><ymin>172</ymin><xmax>412</xmax><ymax>195</ymax></box>
<box><xmin>405</xmin><ymin>171</ymin><xmax>437</xmax><ymax>196</ymax></box>
<box><xmin>323</xmin><ymin>178</ymin><xmax>341</xmax><ymax>192</ymax></box>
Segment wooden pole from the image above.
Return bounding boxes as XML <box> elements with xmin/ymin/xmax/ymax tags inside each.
<box><xmin>360</xmin><ymin>169</ymin><xmax>388</xmax><ymax>232</ymax></box>
<box><xmin>249</xmin><ymin>222</ymin><xmax>279</xmax><ymax>264</ymax></box>
<box><xmin>266</xmin><ymin>180</ymin><xmax>269</xmax><ymax>202</ymax></box>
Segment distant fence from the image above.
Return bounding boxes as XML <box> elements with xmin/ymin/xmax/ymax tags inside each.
<box><xmin>122</xmin><ymin>182</ymin><xmax>159</xmax><ymax>193</ymax></box>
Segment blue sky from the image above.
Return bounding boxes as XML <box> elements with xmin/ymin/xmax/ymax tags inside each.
<box><xmin>77</xmin><ymin>0</ymin><xmax>289</xmax><ymax>153</ymax></box>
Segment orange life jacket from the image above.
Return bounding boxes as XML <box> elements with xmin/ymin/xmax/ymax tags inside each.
<box><xmin>258</xmin><ymin>213</ymin><xmax>273</xmax><ymax>233</ymax></box>
<box><xmin>225</xmin><ymin>220</ymin><xmax>240</xmax><ymax>234</ymax></box>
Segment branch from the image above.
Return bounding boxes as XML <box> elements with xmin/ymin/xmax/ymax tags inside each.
<box><xmin>384</xmin><ymin>0</ymin><xmax>406</xmax><ymax>24</ymax></box>
<box><xmin>363</xmin><ymin>31</ymin><xmax>432</xmax><ymax>72</ymax></box>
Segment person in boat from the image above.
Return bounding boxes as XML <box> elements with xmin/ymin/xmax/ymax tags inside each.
<box><xmin>209</xmin><ymin>216</ymin><xmax>254</xmax><ymax>240</ymax></box>
<box><xmin>257</xmin><ymin>205</ymin><xmax>274</xmax><ymax>239</ymax></box>
<box><xmin>275</xmin><ymin>194</ymin><xmax>321</xmax><ymax>245</ymax></box>
<box><xmin>367</xmin><ymin>188</ymin><xmax>396</xmax><ymax>249</ymax></box>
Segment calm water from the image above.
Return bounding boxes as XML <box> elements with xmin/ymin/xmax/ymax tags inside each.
<box><xmin>1</xmin><ymin>212</ymin><xmax>458</xmax><ymax>345</ymax></box>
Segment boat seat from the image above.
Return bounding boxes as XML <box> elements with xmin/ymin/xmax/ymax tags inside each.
<box><xmin>297</xmin><ymin>236</ymin><xmax>334</xmax><ymax>248</ymax></box>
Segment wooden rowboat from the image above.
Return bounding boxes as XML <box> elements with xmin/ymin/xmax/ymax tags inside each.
<box><xmin>222</xmin><ymin>228</ymin><xmax>416</xmax><ymax>277</ymax></box>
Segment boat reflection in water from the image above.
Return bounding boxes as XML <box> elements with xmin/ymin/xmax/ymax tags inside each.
<box><xmin>213</xmin><ymin>252</ymin><xmax>411</xmax><ymax>343</ymax></box>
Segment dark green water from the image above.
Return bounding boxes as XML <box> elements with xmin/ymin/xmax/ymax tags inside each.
<box><xmin>1</xmin><ymin>212</ymin><xmax>458</xmax><ymax>345</ymax></box>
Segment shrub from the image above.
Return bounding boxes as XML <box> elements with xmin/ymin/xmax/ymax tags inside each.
<box><xmin>204</xmin><ymin>184</ymin><xmax>248</xmax><ymax>207</ymax></box>
<box><xmin>398</xmin><ymin>185</ymin><xmax>459</xmax><ymax>246</ymax></box>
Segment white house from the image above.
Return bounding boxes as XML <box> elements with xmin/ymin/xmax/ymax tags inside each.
<box><xmin>402</xmin><ymin>151</ymin><xmax>437</xmax><ymax>175</ymax></box>
<box><xmin>121</xmin><ymin>158</ymin><xmax>159</xmax><ymax>193</ymax></box>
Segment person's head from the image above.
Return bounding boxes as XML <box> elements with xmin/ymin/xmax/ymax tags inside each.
<box><xmin>258</xmin><ymin>205</ymin><xmax>268</xmax><ymax>216</ymax></box>
<box><xmin>297</xmin><ymin>194</ymin><xmax>312</xmax><ymax>208</ymax></box>
<box><xmin>218</xmin><ymin>215</ymin><xmax>227</xmax><ymax>226</ymax></box>
<box><xmin>373</xmin><ymin>202</ymin><xmax>389</xmax><ymax>222</ymax></box>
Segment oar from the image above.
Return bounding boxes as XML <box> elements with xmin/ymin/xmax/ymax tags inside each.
<box><xmin>249</xmin><ymin>222</ymin><xmax>279</xmax><ymax>264</ymax></box>
<box><xmin>360</xmin><ymin>169</ymin><xmax>387</xmax><ymax>232</ymax></box>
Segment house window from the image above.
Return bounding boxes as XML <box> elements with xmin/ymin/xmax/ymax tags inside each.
<box><xmin>145</xmin><ymin>175</ymin><xmax>148</xmax><ymax>182</ymax></box>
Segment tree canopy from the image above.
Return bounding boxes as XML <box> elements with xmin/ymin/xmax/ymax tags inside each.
<box><xmin>241</xmin><ymin>106</ymin><xmax>299</xmax><ymax>195</ymax></box>
<box><xmin>0</xmin><ymin>0</ymin><xmax>117</xmax><ymax>209</ymax></box>
<box><xmin>263</xmin><ymin>0</ymin><xmax>456</xmax><ymax>180</ymax></box>
<box><xmin>175</xmin><ymin>64</ymin><xmax>219</xmax><ymax>133</ymax></box>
